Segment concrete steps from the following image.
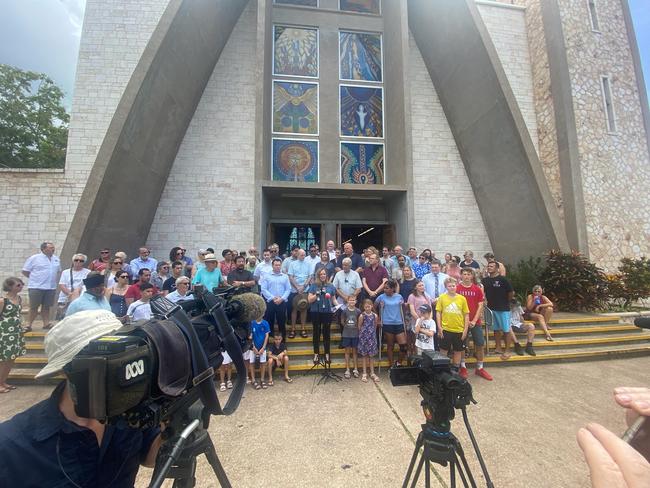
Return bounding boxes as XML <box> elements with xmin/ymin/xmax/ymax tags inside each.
<box><xmin>9</xmin><ymin>314</ymin><xmax>650</xmax><ymax>383</ymax></box>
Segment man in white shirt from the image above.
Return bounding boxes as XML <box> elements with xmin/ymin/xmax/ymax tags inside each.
<box><xmin>332</xmin><ymin>258</ymin><xmax>362</xmax><ymax>307</ymax></box>
<box><xmin>422</xmin><ymin>261</ymin><xmax>449</xmax><ymax>305</ymax></box>
<box><xmin>254</xmin><ymin>248</ymin><xmax>274</xmax><ymax>283</ymax></box>
<box><xmin>304</xmin><ymin>244</ymin><xmax>321</xmax><ymax>276</ymax></box>
<box><xmin>22</xmin><ymin>241</ymin><xmax>61</xmax><ymax>330</ymax></box>
<box><xmin>326</xmin><ymin>240</ymin><xmax>337</xmax><ymax>261</ymax></box>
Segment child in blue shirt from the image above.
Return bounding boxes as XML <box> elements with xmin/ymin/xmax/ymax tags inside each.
<box><xmin>249</xmin><ymin>315</ymin><xmax>270</xmax><ymax>390</ymax></box>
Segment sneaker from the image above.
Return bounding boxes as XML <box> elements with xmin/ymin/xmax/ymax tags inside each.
<box><xmin>525</xmin><ymin>344</ymin><xmax>536</xmax><ymax>356</ymax></box>
<box><xmin>513</xmin><ymin>343</ymin><xmax>524</xmax><ymax>356</ymax></box>
<box><xmin>475</xmin><ymin>368</ymin><xmax>493</xmax><ymax>381</ymax></box>
<box><xmin>459</xmin><ymin>367</ymin><xmax>469</xmax><ymax>379</ymax></box>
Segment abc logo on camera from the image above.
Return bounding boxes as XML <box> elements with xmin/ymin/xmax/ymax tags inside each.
<box><xmin>120</xmin><ymin>358</ymin><xmax>147</xmax><ymax>386</ymax></box>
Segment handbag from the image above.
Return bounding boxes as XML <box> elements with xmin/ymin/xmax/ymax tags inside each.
<box><xmin>56</xmin><ymin>269</ymin><xmax>81</xmax><ymax>320</ymax></box>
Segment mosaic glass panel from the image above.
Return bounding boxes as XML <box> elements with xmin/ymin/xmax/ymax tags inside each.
<box><xmin>275</xmin><ymin>0</ymin><xmax>318</xmax><ymax>6</ymax></box>
<box><xmin>341</xmin><ymin>142</ymin><xmax>384</xmax><ymax>184</ymax></box>
<box><xmin>340</xmin><ymin>32</ymin><xmax>382</xmax><ymax>82</ymax></box>
<box><xmin>273</xmin><ymin>26</ymin><xmax>318</xmax><ymax>77</ymax></box>
<box><xmin>272</xmin><ymin>139</ymin><xmax>319</xmax><ymax>182</ymax></box>
<box><xmin>339</xmin><ymin>0</ymin><xmax>380</xmax><ymax>14</ymax></box>
<box><xmin>273</xmin><ymin>81</ymin><xmax>318</xmax><ymax>135</ymax></box>
<box><xmin>340</xmin><ymin>85</ymin><xmax>383</xmax><ymax>138</ymax></box>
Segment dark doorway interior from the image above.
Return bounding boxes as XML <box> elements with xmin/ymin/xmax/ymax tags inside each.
<box><xmin>340</xmin><ymin>225</ymin><xmax>385</xmax><ymax>253</ymax></box>
<box><xmin>273</xmin><ymin>224</ymin><xmax>321</xmax><ymax>257</ymax></box>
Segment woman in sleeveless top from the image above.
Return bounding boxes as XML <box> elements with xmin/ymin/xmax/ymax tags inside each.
<box><xmin>0</xmin><ymin>277</ymin><xmax>27</xmax><ymax>393</ymax></box>
<box><xmin>106</xmin><ymin>271</ymin><xmax>130</xmax><ymax>318</ymax></box>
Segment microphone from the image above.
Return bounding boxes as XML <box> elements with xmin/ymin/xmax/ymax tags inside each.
<box><xmin>226</xmin><ymin>293</ymin><xmax>267</xmax><ymax>323</ymax></box>
<box><xmin>634</xmin><ymin>317</ymin><xmax>650</xmax><ymax>329</ymax></box>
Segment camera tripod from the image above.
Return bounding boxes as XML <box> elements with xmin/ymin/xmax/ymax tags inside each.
<box><xmin>150</xmin><ymin>404</ymin><xmax>232</xmax><ymax>488</ymax></box>
<box><xmin>403</xmin><ymin>408</ymin><xmax>494</xmax><ymax>488</ymax></box>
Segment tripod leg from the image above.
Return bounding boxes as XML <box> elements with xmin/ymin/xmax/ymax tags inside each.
<box><xmin>449</xmin><ymin>458</ymin><xmax>456</xmax><ymax>488</ymax></box>
<box><xmin>451</xmin><ymin>454</ymin><xmax>470</xmax><ymax>488</ymax></box>
<box><xmin>455</xmin><ymin>443</ymin><xmax>478</xmax><ymax>488</ymax></box>
<box><xmin>171</xmin><ymin>457</ymin><xmax>197</xmax><ymax>488</ymax></box>
<box><xmin>402</xmin><ymin>434</ymin><xmax>424</xmax><ymax>488</ymax></box>
<box><xmin>409</xmin><ymin>456</ymin><xmax>425</xmax><ymax>488</ymax></box>
<box><xmin>425</xmin><ymin>459</ymin><xmax>430</xmax><ymax>488</ymax></box>
<box><xmin>203</xmin><ymin>436</ymin><xmax>233</xmax><ymax>488</ymax></box>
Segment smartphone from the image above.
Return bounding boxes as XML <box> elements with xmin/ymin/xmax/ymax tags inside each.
<box><xmin>624</xmin><ymin>416</ymin><xmax>650</xmax><ymax>461</ymax></box>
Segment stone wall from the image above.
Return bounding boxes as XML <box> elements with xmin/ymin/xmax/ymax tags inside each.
<box><xmin>146</xmin><ymin>2</ymin><xmax>257</xmax><ymax>260</ymax></box>
<box><xmin>408</xmin><ymin>33</ymin><xmax>493</xmax><ymax>261</ymax></box>
<box><xmin>511</xmin><ymin>0</ymin><xmax>564</xmax><ymax>221</ymax></box>
<box><xmin>476</xmin><ymin>1</ymin><xmax>540</xmax><ymax>155</ymax></box>
<box><xmin>558</xmin><ymin>0</ymin><xmax>650</xmax><ymax>270</ymax></box>
<box><xmin>0</xmin><ymin>0</ymin><xmax>169</xmax><ymax>279</ymax></box>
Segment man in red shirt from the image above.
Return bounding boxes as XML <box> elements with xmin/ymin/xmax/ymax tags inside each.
<box><xmin>456</xmin><ymin>268</ymin><xmax>492</xmax><ymax>381</ymax></box>
<box><xmin>361</xmin><ymin>253</ymin><xmax>389</xmax><ymax>302</ymax></box>
<box><xmin>125</xmin><ymin>269</ymin><xmax>159</xmax><ymax>306</ymax></box>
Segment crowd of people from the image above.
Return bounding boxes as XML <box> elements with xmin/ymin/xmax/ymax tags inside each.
<box><xmin>0</xmin><ymin>239</ymin><xmax>559</xmax><ymax>392</ymax></box>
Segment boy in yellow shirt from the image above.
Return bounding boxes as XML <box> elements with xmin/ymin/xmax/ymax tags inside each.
<box><xmin>435</xmin><ymin>277</ymin><xmax>470</xmax><ymax>371</ymax></box>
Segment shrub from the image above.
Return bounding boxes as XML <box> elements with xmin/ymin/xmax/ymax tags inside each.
<box><xmin>506</xmin><ymin>256</ymin><xmax>544</xmax><ymax>303</ymax></box>
<box><xmin>618</xmin><ymin>257</ymin><xmax>650</xmax><ymax>307</ymax></box>
<box><xmin>604</xmin><ymin>273</ymin><xmax>628</xmax><ymax>309</ymax></box>
<box><xmin>539</xmin><ymin>250</ymin><xmax>609</xmax><ymax>312</ymax></box>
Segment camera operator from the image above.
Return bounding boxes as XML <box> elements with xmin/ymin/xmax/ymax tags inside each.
<box><xmin>578</xmin><ymin>387</ymin><xmax>650</xmax><ymax>488</ymax></box>
<box><xmin>0</xmin><ymin>310</ymin><xmax>162</xmax><ymax>487</ymax></box>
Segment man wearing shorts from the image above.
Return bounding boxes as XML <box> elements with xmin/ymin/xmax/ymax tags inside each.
<box><xmin>482</xmin><ymin>261</ymin><xmax>515</xmax><ymax>360</ymax></box>
<box><xmin>22</xmin><ymin>242</ymin><xmax>61</xmax><ymax>331</ymax></box>
<box><xmin>456</xmin><ymin>268</ymin><xmax>492</xmax><ymax>381</ymax></box>
<box><xmin>435</xmin><ymin>277</ymin><xmax>469</xmax><ymax>371</ymax></box>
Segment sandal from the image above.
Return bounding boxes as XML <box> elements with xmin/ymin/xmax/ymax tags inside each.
<box><xmin>313</xmin><ymin>354</ymin><xmax>320</xmax><ymax>364</ymax></box>
<box><xmin>268</xmin><ymin>380</ymin><xmax>274</xmax><ymax>386</ymax></box>
<box><xmin>23</xmin><ymin>326</ymin><xmax>32</xmax><ymax>333</ymax></box>
<box><xmin>500</xmin><ymin>352</ymin><xmax>512</xmax><ymax>360</ymax></box>
<box><xmin>361</xmin><ymin>373</ymin><xmax>368</xmax><ymax>383</ymax></box>
<box><xmin>352</xmin><ymin>369</ymin><xmax>359</xmax><ymax>378</ymax></box>
<box><xmin>246</xmin><ymin>378</ymin><xmax>252</xmax><ymax>385</ymax></box>
<box><xmin>301</xmin><ymin>330</ymin><xmax>308</xmax><ymax>338</ymax></box>
<box><xmin>284</xmin><ymin>377</ymin><xmax>293</xmax><ymax>383</ymax></box>
<box><xmin>370</xmin><ymin>373</ymin><xmax>380</xmax><ymax>383</ymax></box>
<box><xmin>261</xmin><ymin>382</ymin><xmax>268</xmax><ymax>389</ymax></box>
<box><xmin>0</xmin><ymin>388</ymin><xmax>10</xmax><ymax>394</ymax></box>
<box><xmin>219</xmin><ymin>382</ymin><xmax>227</xmax><ymax>392</ymax></box>
<box><xmin>288</xmin><ymin>331</ymin><xmax>296</xmax><ymax>339</ymax></box>
<box><xmin>545</xmin><ymin>335</ymin><xmax>554</xmax><ymax>342</ymax></box>
<box><xmin>226</xmin><ymin>380</ymin><xmax>233</xmax><ymax>389</ymax></box>
<box><xmin>253</xmin><ymin>381</ymin><xmax>261</xmax><ymax>390</ymax></box>
<box><xmin>43</xmin><ymin>323</ymin><xmax>53</xmax><ymax>330</ymax></box>
<box><xmin>344</xmin><ymin>370</ymin><xmax>351</xmax><ymax>379</ymax></box>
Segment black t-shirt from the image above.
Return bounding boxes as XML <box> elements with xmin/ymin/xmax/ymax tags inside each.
<box><xmin>163</xmin><ymin>276</ymin><xmax>178</xmax><ymax>293</ymax></box>
<box><xmin>227</xmin><ymin>269</ymin><xmax>255</xmax><ymax>289</ymax></box>
<box><xmin>482</xmin><ymin>276</ymin><xmax>514</xmax><ymax>311</ymax></box>
<box><xmin>336</xmin><ymin>253</ymin><xmax>364</xmax><ymax>271</ymax></box>
<box><xmin>270</xmin><ymin>342</ymin><xmax>287</xmax><ymax>355</ymax></box>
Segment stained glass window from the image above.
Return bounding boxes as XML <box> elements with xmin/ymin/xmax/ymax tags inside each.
<box><xmin>287</xmin><ymin>227</ymin><xmax>317</xmax><ymax>254</ymax></box>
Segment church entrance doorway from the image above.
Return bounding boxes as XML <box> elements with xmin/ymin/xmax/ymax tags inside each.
<box><xmin>270</xmin><ymin>224</ymin><xmax>321</xmax><ymax>256</ymax></box>
<box><xmin>339</xmin><ymin>224</ymin><xmax>394</xmax><ymax>253</ymax></box>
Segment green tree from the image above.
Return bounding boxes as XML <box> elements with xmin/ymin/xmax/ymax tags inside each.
<box><xmin>0</xmin><ymin>64</ymin><xmax>69</xmax><ymax>169</ymax></box>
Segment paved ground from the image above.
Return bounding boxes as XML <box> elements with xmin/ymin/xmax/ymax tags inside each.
<box><xmin>1</xmin><ymin>356</ymin><xmax>649</xmax><ymax>487</ymax></box>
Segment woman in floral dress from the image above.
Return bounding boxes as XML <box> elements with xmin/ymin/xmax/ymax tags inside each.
<box><xmin>0</xmin><ymin>277</ymin><xmax>27</xmax><ymax>393</ymax></box>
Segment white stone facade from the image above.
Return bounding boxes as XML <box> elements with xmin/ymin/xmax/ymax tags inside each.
<box><xmin>477</xmin><ymin>1</ymin><xmax>540</xmax><ymax>155</ymax></box>
<box><xmin>408</xmin><ymin>33</ymin><xmax>493</xmax><ymax>261</ymax></box>
<box><xmin>557</xmin><ymin>0</ymin><xmax>650</xmax><ymax>270</ymax></box>
<box><xmin>0</xmin><ymin>0</ymin><xmax>169</xmax><ymax>280</ymax></box>
<box><xmin>146</xmin><ymin>2</ymin><xmax>257</xmax><ymax>260</ymax></box>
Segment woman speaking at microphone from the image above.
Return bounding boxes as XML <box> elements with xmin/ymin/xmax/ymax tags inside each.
<box><xmin>307</xmin><ymin>268</ymin><xmax>337</xmax><ymax>364</ymax></box>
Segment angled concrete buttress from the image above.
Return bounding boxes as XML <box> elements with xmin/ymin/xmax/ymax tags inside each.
<box><xmin>62</xmin><ymin>0</ymin><xmax>250</xmax><ymax>262</ymax></box>
<box><xmin>408</xmin><ymin>0</ymin><xmax>570</xmax><ymax>263</ymax></box>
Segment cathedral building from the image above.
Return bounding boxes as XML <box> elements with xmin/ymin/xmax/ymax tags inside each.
<box><xmin>0</xmin><ymin>0</ymin><xmax>648</xmax><ymax>276</ymax></box>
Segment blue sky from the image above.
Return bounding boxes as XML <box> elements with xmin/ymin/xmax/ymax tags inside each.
<box><xmin>0</xmin><ymin>0</ymin><xmax>648</xmax><ymax>110</ymax></box>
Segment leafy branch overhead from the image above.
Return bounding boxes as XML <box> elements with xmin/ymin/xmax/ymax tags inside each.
<box><xmin>0</xmin><ymin>63</ymin><xmax>69</xmax><ymax>169</ymax></box>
